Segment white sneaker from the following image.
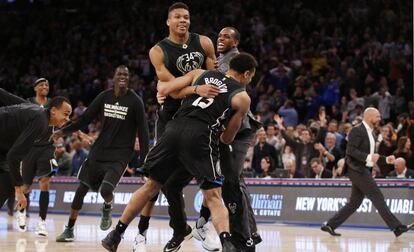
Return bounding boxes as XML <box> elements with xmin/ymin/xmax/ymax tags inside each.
<box><xmin>133</xmin><ymin>233</ymin><xmax>147</xmax><ymax>252</ymax></box>
<box><xmin>16</xmin><ymin>209</ymin><xmax>27</xmax><ymax>232</ymax></box>
<box><xmin>35</xmin><ymin>220</ymin><xmax>48</xmax><ymax>236</ymax></box>
<box><xmin>191</xmin><ymin>223</ymin><xmax>220</xmax><ymax>251</ymax></box>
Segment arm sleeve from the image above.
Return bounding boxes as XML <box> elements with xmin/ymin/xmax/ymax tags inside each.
<box><xmin>62</xmin><ymin>92</ymin><xmax>105</xmax><ymax>134</ymax></box>
<box><xmin>346</xmin><ymin>127</ymin><xmax>369</xmax><ymax>163</ymax></box>
<box><xmin>281</xmin><ymin>129</ymin><xmax>300</xmax><ymax>149</ymax></box>
<box><xmin>135</xmin><ymin>96</ymin><xmax>149</xmax><ymax>166</ymax></box>
<box><xmin>7</xmin><ymin>117</ymin><xmax>47</xmax><ymax>186</ymax></box>
<box><xmin>0</xmin><ymin>88</ymin><xmax>28</xmax><ymax>106</ymax></box>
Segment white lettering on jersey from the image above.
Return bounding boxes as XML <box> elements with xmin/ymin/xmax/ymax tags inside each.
<box><xmin>204</xmin><ymin>77</ymin><xmax>228</xmax><ymax>93</ymax></box>
<box><xmin>104</xmin><ymin>103</ymin><xmax>129</xmax><ymax>120</ymax></box>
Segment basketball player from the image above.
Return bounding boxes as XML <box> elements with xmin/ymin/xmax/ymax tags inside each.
<box><xmin>15</xmin><ymin>78</ymin><xmax>56</xmax><ymax>236</ymax></box>
<box><xmin>0</xmin><ymin>88</ymin><xmax>71</xmax><ymax>214</ymax></box>
<box><xmin>215</xmin><ymin>27</ymin><xmax>262</xmax><ymax>251</ymax></box>
<box><xmin>134</xmin><ymin>2</ymin><xmax>218</xmax><ymax>252</ymax></box>
<box><xmin>102</xmin><ymin>52</ymin><xmax>257</xmax><ymax>252</ymax></box>
<box><xmin>54</xmin><ymin>65</ymin><xmax>149</xmax><ymax>242</ymax></box>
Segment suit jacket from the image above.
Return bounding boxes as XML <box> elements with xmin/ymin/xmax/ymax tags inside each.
<box><xmin>387</xmin><ymin>169</ymin><xmax>414</xmax><ymax>178</ymax></box>
<box><xmin>345</xmin><ymin>123</ymin><xmax>387</xmax><ymax>173</ymax></box>
<box><xmin>281</xmin><ymin>130</ymin><xmax>320</xmax><ymax>176</ymax></box>
<box><xmin>311</xmin><ymin>169</ymin><xmax>333</xmax><ymax>179</ymax></box>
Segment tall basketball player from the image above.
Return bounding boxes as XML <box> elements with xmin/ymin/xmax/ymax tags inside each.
<box><xmin>134</xmin><ymin>2</ymin><xmax>218</xmax><ymax>252</ymax></box>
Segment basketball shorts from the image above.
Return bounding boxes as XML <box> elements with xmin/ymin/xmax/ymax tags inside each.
<box><xmin>22</xmin><ymin>145</ymin><xmax>55</xmax><ymax>185</ymax></box>
<box><xmin>77</xmin><ymin>158</ymin><xmax>127</xmax><ymax>191</ymax></box>
<box><xmin>145</xmin><ymin>118</ymin><xmax>224</xmax><ymax>190</ymax></box>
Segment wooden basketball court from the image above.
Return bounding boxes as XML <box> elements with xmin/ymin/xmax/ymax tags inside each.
<box><xmin>0</xmin><ymin>213</ymin><xmax>413</xmax><ymax>251</ymax></box>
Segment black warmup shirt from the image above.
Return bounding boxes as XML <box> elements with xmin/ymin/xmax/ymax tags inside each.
<box><xmin>0</xmin><ymin>103</ymin><xmax>49</xmax><ymax>185</ymax></box>
<box><xmin>61</xmin><ymin>89</ymin><xmax>149</xmax><ymax>165</ymax></box>
<box><xmin>27</xmin><ymin>97</ymin><xmax>54</xmax><ymax>156</ymax></box>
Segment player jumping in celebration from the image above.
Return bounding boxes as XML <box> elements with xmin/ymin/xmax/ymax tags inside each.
<box><xmin>134</xmin><ymin>2</ymin><xmax>218</xmax><ymax>252</ymax></box>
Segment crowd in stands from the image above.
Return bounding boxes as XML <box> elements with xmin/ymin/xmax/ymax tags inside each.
<box><xmin>0</xmin><ymin>0</ymin><xmax>412</xmax><ymax>178</ymax></box>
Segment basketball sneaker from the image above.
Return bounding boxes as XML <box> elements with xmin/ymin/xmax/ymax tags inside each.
<box><xmin>16</xmin><ymin>209</ymin><xmax>27</xmax><ymax>232</ymax></box>
<box><xmin>102</xmin><ymin>229</ymin><xmax>122</xmax><ymax>252</ymax></box>
<box><xmin>56</xmin><ymin>225</ymin><xmax>75</xmax><ymax>242</ymax></box>
<box><xmin>132</xmin><ymin>233</ymin><xmax>147</xmax><ymax>252</ymax></box>
<box><xmin>191</xmin><ymin>223</ymin><xmax>219</xmax><ymax>251</ymax></box>
<box><xmin>100</xmin><ymin>205</ymin><xmax>113</xmax><ymax>231</ymax></box>
<box><xmin>35</xmin><ymin>220</ymin><xmax>48</xmax><ymax>236</ymax></box>
<box><xmin>163</xmin><ymin>225</ymin><xmax>192</xmax><ymax>252</ymax></box>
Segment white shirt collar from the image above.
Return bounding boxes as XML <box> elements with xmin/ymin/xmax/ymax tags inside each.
<box><xmin>362</xmin><ymin>121</ymin><xmax>373</xmax><ymax>133</ymax></box>
<box><xmin>397</xmin><ymin>168</ymin><xmax>407</xmax><ymax>177</ymax></box>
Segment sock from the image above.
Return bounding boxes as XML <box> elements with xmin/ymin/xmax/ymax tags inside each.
<box><xmin>68</xmin><ymin>218</ymin><xmax>76</xmax><ymax>228</ymax></box>
<box><xmin>138</xmin><ymin>215</ymin><xmax>151</xmax><ymax>235</ymax></box>
<box><xmin>115</xmin><ymin>220</ymin><xmax>128</xmax><ymax>234</ymax></box>
<box><xmin>104</xmin><ymin>201</ymin><xmax>112</xmax><ymax>209</ymax></box>
<box><xmin>197</xmin><ymin>205</ymin><xmax>210</xmax><ymax>228</ymax></box>
<box><xmin>39</xmin><ymin>191</ymin><xmax>49</xmax><ymax>221</ymax></box>
<box><xmin>219</xmin><ymin>232</ymin><xmax>231</xmax><ymax>245</ymax></box>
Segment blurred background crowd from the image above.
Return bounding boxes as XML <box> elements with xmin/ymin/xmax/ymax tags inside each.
<box><xmin>0</xmin><ymin>0</ymin><xmax>413</xmax><ymax>179</ymax></box>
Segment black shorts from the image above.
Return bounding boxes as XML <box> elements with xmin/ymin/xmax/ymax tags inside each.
<box><xmin>145</xmin><ymin>118</ymin><xmax>224</xmax><ymax>190</ymax></box>
<box><xmin>22</xmin><ymin>145</ymin><xmax>55</xmax><ymax>185</ymax></box>
<box><xmin>154</xmin><ymin>108</ymin><xmax>175</xmax><ymax>141</ymax></box>
<box><xmin>78</xmin><ymin>158</ymin><xmax>127</xmax><ymax>192</ymax></box>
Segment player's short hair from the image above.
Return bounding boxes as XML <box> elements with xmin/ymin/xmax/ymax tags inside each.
<box><xmin>116</xmin><ymin>65</ymin><xmax>128</xmax><ymax>71</ymax></box>
<box><xmin>47</xmin><ymin>96</ymin><xmax>70</xmax><ymax>110</ymax></box>
<box><xmin>229</xmin><ymin>53</ymin><xmax>258</xmax><ymax>73</ymax></box>
<box><xmin>226</xmin><ymin>27</ymin><xmax>240</xmax><ymax>41</ymax></box>
<box><xmin>168</xmin><ymin>2</ymin><xmax>189</xmax><ymax>14</ymax></box>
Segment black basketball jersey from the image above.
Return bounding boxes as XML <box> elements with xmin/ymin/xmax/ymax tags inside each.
<box><xmin>174</xmin><ymin>70</ymin><xmax>245</xmax><ymax>130</ymax></box>
<box><xmin>157</xmin><ymin>33</ymin><xmax>207</xmax><ymax>113</ymax></box>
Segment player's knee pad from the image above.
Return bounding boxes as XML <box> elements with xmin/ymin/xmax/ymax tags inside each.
<box><xmin>100</xmin><ymin>182</ymin><xmax>114</xmax><ymax>201</ymax></box>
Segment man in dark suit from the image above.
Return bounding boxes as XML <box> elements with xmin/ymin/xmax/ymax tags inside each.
<box><xmin>321</xmin><ymin>108</ymin><xmax>414</xmax><ymax>237</ymax></box>
<box><xmin>387</xmin><ymin>157</ymin><xmax>414</xmax><ymax>178</ymax></box>
<box><xmin>252</xmin><ymin>129</ymin><xmax>279</xmax><ymax>175</ymax></box>
<box><xmin>310</xmin><ymin>158</ymin><xmax>332</xmax><ymax>179</ymax></box>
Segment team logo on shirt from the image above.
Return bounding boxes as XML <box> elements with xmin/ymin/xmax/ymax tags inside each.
<box><xmin>176</xmin><ymin>52</ymin><xmax>205</xmax><ymax>75</ymax></box>
<box><xmin>104</xmin><ymin>103</ymin><xmax>128</xmax><ymax>120</ymax></box>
